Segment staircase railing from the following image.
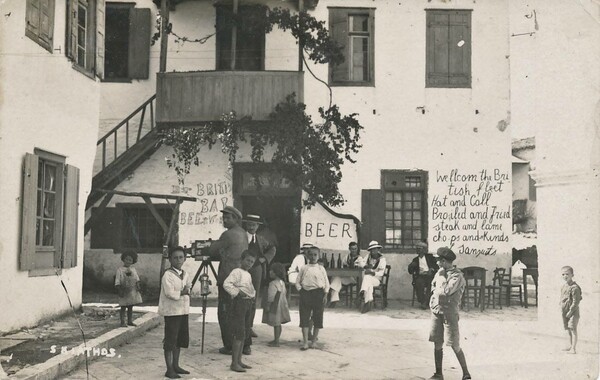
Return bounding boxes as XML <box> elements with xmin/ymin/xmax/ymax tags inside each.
<box><xmin>97</xmin><ymin>94</ymin><xmax>156</xmax><ymax>171</ymax></box>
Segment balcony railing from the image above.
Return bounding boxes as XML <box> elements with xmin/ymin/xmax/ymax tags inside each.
<box><xmin>156</xmin><ymin>70</ymin><xmax>304</xmax><ymax>126</ymax></box>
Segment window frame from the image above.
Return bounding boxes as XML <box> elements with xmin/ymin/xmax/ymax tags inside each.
<box><xmin>425</xmin><ymin>9</ymin><xmax>472</xmax><ymax>89</ymax></box>
<box><xmin>116</xmin><ymin>203</ymin><xmax>174</xmax><ymax>253</ymax></box>
<box><xmin>67</xmin><ymin>0</ymin><xmax>101</xmax><ymax>79</ymax></box>
<box><xmin>380</xmin><ymin>170</ymin><xmax>428</xmax><ymax>252</ymax></box>
<box><xmin>328</xmin><ymin>7</ymin><xmax>375</xmax><ymax>87</ymax></box>
<box><xmin>103</xmin><ymin>2</ymin><xmax>133</xmax><ymax>82</ymax></box>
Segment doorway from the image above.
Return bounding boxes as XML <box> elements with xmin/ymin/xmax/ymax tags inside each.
<box><xmin>233</xmin><ymin>163</ymin><xmax>301</xmax><ymax>264</ymax></box>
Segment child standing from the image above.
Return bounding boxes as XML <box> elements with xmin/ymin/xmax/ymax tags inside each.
<box><xmin>158</xmin><ymin>246</ymin><xmax>192</xmax><ymax>379</ymax></box>
<box><xmin>223</xmin><ymin>250</ymin><xmax>257</xmax><ymax>372</ymax></box>
<box><xmin>296</xmin><ymin>246</ymin><xmax>329</xmax><ymax>351</ymax></box>
<box><xmin>428</xmin><ymin>247</ymin><xmax>471</xmax><ymax>380</ymax></box>
<box><xmin>115</xmin><ymin>251</ymin><xmax>143</xmax><ymax>327</ymax></box>
<box><xmin>262</xmin><ymin>262</ymin><xmax>291</xmax><ymax>347</ymax></box>
<box><xmin>560</xmin><ymin>266</ymin><xmax>582</xmax><ymax>354</ymax></box>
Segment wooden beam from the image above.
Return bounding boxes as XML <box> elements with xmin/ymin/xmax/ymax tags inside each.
<box><xmin>96</xmin><ymin>189</ymin><xmax>197</xmax><ymax>202</ymax></box>
<box><xmin>230</xmin><ymin>0</ymin><xmax>238</xmax><ymax>70</ymax></box>
<box><xmin>84</xmin><ymin>192</ymin><xmax>115</xmax><ymax>235</ymax></box>
<box><xmin>159</xmin><ymin>199</ymin><xmax>183</xmax><ymax>281</ymax></box>
<box><xmin>159</xmin><ymin>0</ymin><xmax>170</xmax><ymax>72</ymax></box>
<box><xmin>142</xmin><ymin>196</ymin><xmax>170</xmax><ymax>233</ymax></box>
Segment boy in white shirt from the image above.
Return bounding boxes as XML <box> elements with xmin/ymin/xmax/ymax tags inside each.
<box><xmin>223</xmin><ymin>250</ymin><xmax>257</xmax><ymax>372</ymax></box>
<box><xmin>158</xmin><ymin>246</ymin><xmax>192</xmax><ymax>379</ymax></box>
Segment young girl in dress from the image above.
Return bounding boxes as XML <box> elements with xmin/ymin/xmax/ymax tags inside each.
<box><xmin>115</xmin><ymin>251</ymin><xmax>143</xmax><ymax>327</ymax></box>
<box><xmin>262</xmin><ymin>262</ymin><xmax>291</xmax><ymax>347</ymax></box>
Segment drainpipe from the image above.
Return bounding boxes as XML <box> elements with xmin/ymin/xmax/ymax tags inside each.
<box><xmin>298</xmin><ymin>0</ymin><xmax>304</xmax><ymax>71</ymax></box>
<box><xmin>230</xmin><ymin>0</ymin><xmax>239</xmax><ymax>70</ymax></box>
<box><xmin>159</xmin><ymin>0</ymin><xmax>170</xmax><ymax>73</ymax></box>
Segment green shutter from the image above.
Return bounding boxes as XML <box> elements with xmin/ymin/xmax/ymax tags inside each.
<box><xmin>39</xmin><ymin>0</ymin><xmax>55</xmax><ymax>46</ymax></box>
<box><xmin>96</xmin><ymin>0</ymin><xmax>106</xmax><ymax>78</ymax></box>
<box><xmin>62</xmin><ymin>165</ymin><xmax>80</xmax><ymax>268</ymax></box>
<box><xmin>329</xmin><ymin>8</ymin><xmax>349</xmax><ymax>83</ymax></box>
<box><xmin>20</xmin><ymin>153</ymin><xmax>39</xmax><ymax>270</ymax></box>
<box><xmin>360</xmin><ymin>189</ymin><xmax>385</xmax><ymax>250</ymax></box>
<box><xmin>448</xmin><ymin>11</ymin><xmax>471</xmax><ymax>87</ymax></box>
<box><xmin>128</xmin><ymin>8</ymin><xmax>151</xmax><ymax>79</ymax></box>
<box><xmin>426</xmin><ymin>11</ymin><xmax>450</xmax><ymax>87</ymax></box>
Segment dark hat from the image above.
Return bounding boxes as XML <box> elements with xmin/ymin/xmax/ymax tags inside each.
<box><xmin>242</xmin><ymin>214</ymin><xmax>263</xmax><ymax>224</ymax></box>
<box><xmin>434</xmin><ymin>247</ymin><xmax>456</xmax><ymax>262</ymax></box>
<box><xmin>221</xmin><ymin>206</ymin><xmax>242</xmax><ymax>220</ymax></box>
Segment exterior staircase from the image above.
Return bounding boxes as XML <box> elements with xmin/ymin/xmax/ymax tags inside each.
<box><xmin>86</xmin><ymin>95</ymin><xmax>161</xmax><ymax>210</ymax></box>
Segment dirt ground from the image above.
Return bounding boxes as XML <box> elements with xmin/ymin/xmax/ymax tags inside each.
<box><xmin>0</xmin><ymin>306</ymin><xmax>143</xmax><ymax>376</ymax></box>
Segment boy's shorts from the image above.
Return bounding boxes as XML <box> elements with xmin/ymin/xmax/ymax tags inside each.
<box><xmin>163</xmin><ymin>315</ymin><xmax>189</xmax><ymax>350</ymax></box>
<box><xmin>563</xmin><ymin>312</ymin><xmax>580</xmax><ymax>330</ymax></box>
<box><xmin>229</xmin><ymin>296</ymin><xmax>254</xmax><ymax>341</ymax></box>
<box><xmin>429</xmin><ymin>312</ymin><xmax>460</xmax><ymax>348</ymax></box>
<box><xmin>299</xmin><ymin>288</ymin><xmax>325</xmax><ymax>329</ymax></box>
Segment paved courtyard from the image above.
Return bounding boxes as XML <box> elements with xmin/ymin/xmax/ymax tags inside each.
<box><xmin>61</xmin><ymin>302</ymin><xmax>598</xmax><ymax>380</ymax></box>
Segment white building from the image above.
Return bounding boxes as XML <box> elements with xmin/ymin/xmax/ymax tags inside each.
<box><xmin>85</xmin><ymin>0</ymin><xmax>512</xmax><ymax>300</ymax></box>
<box><xmin>0</xmin><ymin>0</ymin><xmax>102</xmax><ymax>332</ymax></box>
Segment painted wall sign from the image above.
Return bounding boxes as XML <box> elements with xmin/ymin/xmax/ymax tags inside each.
<box><xmin>300</xmin><ymin>198</ymin><xmax>359</xmax><ymax>251</ymax></box>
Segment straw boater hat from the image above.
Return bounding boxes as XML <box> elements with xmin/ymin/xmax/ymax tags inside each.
<box><xmin>301</xmin><ymin>242</ymin><xmax>314</xmax><ymax>250</ymax></box>
<box><xmin>242</xmin><ymin>214</ymin><xmax>263</xmax><ymax>224</ymax></box>
<box><xmin>220</xmin><ymin>206</ymin><xmax>242</xmax><ymax>220</ymax></box>
<box><xmin>367</xmin><ymin>240</ymin><xmax>383</xmax><ymax>251</ymax></box>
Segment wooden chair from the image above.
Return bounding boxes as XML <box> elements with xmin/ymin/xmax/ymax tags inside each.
<box><xmin>501</xmin><ymin>268</ymin><xmax>523</xmax><ymax>306</ymax></box>
<box><xmin>461</xmin><ymin>266</ymin><xmax>486</xmax><ymax>311</ymax></box>
<box><xmin>485</xmin><ymin>268</ymin><xmax>504</xmax><ymax>309</ymax></box>
<box><xmin>283</xmin><ymin>263</ymin><xmax>300</xmax><ymax>306</ymax></box>
<box><xmin>373</xmin><ymin>265</ymin><xmax>391</xmax><ymax>309</ymax></box>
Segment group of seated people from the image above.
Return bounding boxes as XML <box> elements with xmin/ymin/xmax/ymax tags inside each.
<box><xmin>288</xmin><ymin>240</ymin><xmax>388</xmax><ymax>313</ymax></box>
<box><xmin>288</xmin><ymin>239</ymin><xmax>438</xmax><ymax>312</ymax></box>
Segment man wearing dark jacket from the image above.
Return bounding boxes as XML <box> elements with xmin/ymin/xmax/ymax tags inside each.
<box><xmin>408</xmin><ymin>241</ymin><xmax>438</xmax><ymax>309</ymax></box>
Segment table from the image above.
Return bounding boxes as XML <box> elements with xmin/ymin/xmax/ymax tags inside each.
<box><xmin>326</xmin><ymin>268</ymin><xmax>364</xmax><ymax>289</ymax></box>
<box><xmin>522</xmin><ymin>268</ymin><xmax>538</xmax><ymax>308</ymax></box>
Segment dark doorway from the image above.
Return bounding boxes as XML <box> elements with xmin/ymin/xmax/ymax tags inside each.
<box><xmin>233</xmin><ymin>163</ymin><xmax>301</xmax><ymax>264</ymax></box>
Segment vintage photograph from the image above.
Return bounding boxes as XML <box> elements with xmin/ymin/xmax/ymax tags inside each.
<box><xmin>0</xmin><ymin>0</ymin><xmax>598</xmax><ymax>379</ymax></box>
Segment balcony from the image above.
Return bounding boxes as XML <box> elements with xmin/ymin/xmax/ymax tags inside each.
<box><xmin>156</xmin><ymin>70</ymin><xmax>304</xmax><ymax>126</ymax></box>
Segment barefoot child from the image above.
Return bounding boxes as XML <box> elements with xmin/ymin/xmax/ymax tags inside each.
<box><xmin>296</xmin><ymin>246</ymin><xmax>329</xmax><ymax>351</ymax></box>
<box><xmin>560</xmin><ymin>266</ymin><xmax>582</xmax><ymax>354</ymax></box>
<box><xmin>223</xmin><ymin>250</ymin><xmax>257</xmax><ymax>372</ymax></box>
<box><xmin>158</xmin><ymin>246</ymin><xmax>191</xmax><ymax>379</ymax></box>
<box><xmin>115</xmin><ymin>251</ymin><xmax>143</xmax><ymax>327</ymax></box>
<box><xmin>262</xmin><ymin>262</ymin><xmax>291</xmax><ymax>347</ymax></box>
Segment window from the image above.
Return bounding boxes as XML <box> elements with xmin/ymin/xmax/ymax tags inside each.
<box><xmin>21</xmin><ymin>151</ymin><xmax>80</xmax><ymax>275</ymax></box>
<box><xmin>25</xmin><ymin>0</ymin><xmax>56</xmax><ymax>52</ymax></box>
<box><xmin>90</xmin><ymin>204</ymin><xmax>174</xmax><ymax>252</ymax></box>
<box><xmin>426</xmin><ymin>9</ymin><xmax>471</xmax><ymax>88</ymax></box>
<box><xmin>360</xmin><ymin>171</ymin><xmax>428</xmax><ymax>251</ymax></box>
<box><xmin>104</xmin><ymin>3</ymin><xmax>151</xmax><ymax>81</ymax></box>
<box><xmin>216</xmin><ymin>5</ymin><xmax>265</xmax><ymax>71</ymax></box>
<box><xmin>328</xmin><ymin>7</ymin><xmax>375</xmax><ymax>86</ymax></box>
<box><xmin>67</xmin><ymin>0</ymin><xmax>105</xmax><ymax>78</ymax></box>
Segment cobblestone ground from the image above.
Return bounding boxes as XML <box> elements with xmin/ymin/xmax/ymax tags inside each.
<box><xmin>62</xmin><ymin>301</ymin><xmax>598</xmax><ymax>380</ymax></box>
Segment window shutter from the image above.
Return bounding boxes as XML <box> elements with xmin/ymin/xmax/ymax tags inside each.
<box><xmin>25</xmin><ymin>0</ymin><xmax>41</xmax><ymax>39</ymax></box>
<box><xmin>426</xmin><ymin>11</ymin><xmax>450</xmax><ymax>87</ymax></box>
<box><xmin>95</xmin><ymin>0</ymin><xmax>106</xmax><ymax>78</ymax></box>
<box><xmin>448</xmin><ymin>11</ymin><xmax>471</xmax><ymax>87</ymax></box>
<box><xmin>62</xmin><ymin>165</ymin><xmax>80</xmax><ymax>268</ymax></box>
<box><xmin>360</xmin><ymin>189</ymin><xmax>385</xmax><ymax>250</ymax></box>
<box><xmin>329</xmin><ymin>9</ymin><xmax>349</xmax><ymax>83</ymax></box>
<box><xmin>128</xmin><ymin>8</ymin><xmax>151</xmax><ymax>79</ymax></box>
<box><xmin>39</xmin><ymin>0</ymin><xmax>55</xmax><ymax>47</ymax></box>
<box><xmin>20</xmin><ymin>153</ymin><xmax>39</xmax><ymax>271</ymax></box>
<box><xmin>67</xmin><ymin>0</ymin><xmax>78</xmax><ymax>60</ymax></box>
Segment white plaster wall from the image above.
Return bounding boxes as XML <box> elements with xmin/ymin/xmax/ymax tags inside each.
<box><xmin>0</xmin><ymin>1</ymin><xmax>100</xmax><ymax>332</ymax></box>
<box><xmin>517</xmin><ymin>0</ymin><xmax>600</xmax><ymax>338</ymax></box>
<box><xmin>91</xmin><ymin>0</ymin><xmax>512</xmax><ymax>299</ymax></box>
